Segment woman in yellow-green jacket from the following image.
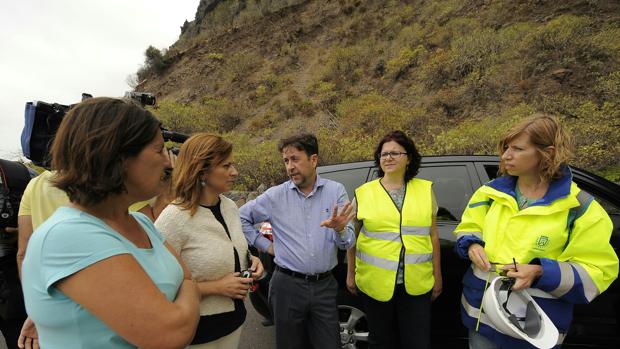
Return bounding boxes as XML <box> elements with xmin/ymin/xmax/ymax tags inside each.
<box><xmin>454</xmin><ymin>114</ymin><xmax>618</xmax><ymax>349</ymax></box>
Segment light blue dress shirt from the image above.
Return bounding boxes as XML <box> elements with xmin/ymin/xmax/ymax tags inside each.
<box><xmin>240</xmin><ymin>175</ymin><xmax>355</xmax><ymax>275</ymax></box>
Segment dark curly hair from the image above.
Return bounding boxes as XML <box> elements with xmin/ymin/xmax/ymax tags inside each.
<box><xmin>50</xmin><ymin>97</ymin><xmax>161</xmax><ymax>206</ymax></box>
<box><xmin>373</xmin><ymin>130</ymin><xmax>422</xmax><ymax>183</ymax></box>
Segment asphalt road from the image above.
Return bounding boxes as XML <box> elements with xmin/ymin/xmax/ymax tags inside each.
<box><xmin>0</xmin><ymin>299</ymin><xmax>275</xmax><ymax>349</ymax></box>
<box><xmin>240</xmin><ymin>298</ymin><xmax>276</xmax><ymax>349</ymax></box>
<box><xmin>0</xmin><ymin>331</ymin><xmax>6</xmax><ymax>349</ymax></box>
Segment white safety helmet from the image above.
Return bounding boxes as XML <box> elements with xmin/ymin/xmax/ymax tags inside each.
<box><xmin>481</xmin><ymin>277</ymin><xmax>559</xmax><ymax>349</ymax></box>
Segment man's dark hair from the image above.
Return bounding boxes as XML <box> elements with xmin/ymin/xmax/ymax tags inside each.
<box><xmin>50</xmin><ymin>97</ymin><xmax>161</xmax><ymax>206</ymax></box>
<box><xmin>373</xmin><ymin>130</ymin><xmax>422</xmax><ymax>183</ymax></box>
<box><xmin>278</xmin><ymin>133</ymin><xmax>318</xmax><ymax>157</ymax></box>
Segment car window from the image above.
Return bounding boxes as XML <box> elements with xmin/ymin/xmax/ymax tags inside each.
<box><xmin>484</xmin><ymin>165</ymin><xmax>500</xmax><ymax>180</ymax></box>
<box><xmin>371</xmin><ymin>165</ymin><xmax>473</xmax><ymax>221</ymax></box>
<box><xmin>318</xmin><ymin>167</ymin><xmax>370</xmax><ymax>199</ymax></box>
<box><xmin>418</xmin><ymin>166</ymin><xmax>472</xmax><ymax>221</ymax></box>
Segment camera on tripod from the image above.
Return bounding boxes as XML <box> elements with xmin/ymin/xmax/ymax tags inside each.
<box><xmin>21</xmin><ymin>92</ymin><xmax>189</xmax><ymax>168</ymax></box>
<box><xmin>124</xmin><ymin>91</ymin><xmax>157</xmax><ymax>107</ymax></box>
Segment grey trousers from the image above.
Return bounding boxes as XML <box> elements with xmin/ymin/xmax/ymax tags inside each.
<box><xmin>268</xmin><ymin>269</ymin><xmax>340</xmax><ymax>349</ymax></box>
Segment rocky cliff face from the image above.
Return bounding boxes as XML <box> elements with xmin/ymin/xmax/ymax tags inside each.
<box><xmin>179</xmin><ymin>0</ymin><xmax>307</xmax><ymax>42</ymax></box>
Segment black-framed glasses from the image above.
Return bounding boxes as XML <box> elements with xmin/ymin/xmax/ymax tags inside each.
<box><xmin>379</xmin><ymin>151</ymin><xmax>407</xmax><ymax>159</ymax></box>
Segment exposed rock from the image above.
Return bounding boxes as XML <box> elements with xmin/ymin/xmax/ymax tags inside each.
<box><xmin>550</xmin><ymin>68</ymin><xmax>573</xmax><ymax>83</ymax></box>
<box><xmin>256</xmin><ymin>183</ymin><xmax>267</xmax><ymax>193</ymax></box>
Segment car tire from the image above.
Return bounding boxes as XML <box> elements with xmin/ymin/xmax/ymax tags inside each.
<box><xmin>338</xmin><ymin>289</ymin><xmax>369</xmax><ymax>349</ymax></box>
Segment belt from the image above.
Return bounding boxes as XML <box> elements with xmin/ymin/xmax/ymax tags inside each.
<box><xmin>275</xmin><ymin>265</ymin><xmax>332</xmax><ymax>282</ymax></box>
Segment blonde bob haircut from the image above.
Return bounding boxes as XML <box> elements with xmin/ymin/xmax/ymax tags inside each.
<box><xmin>498</xmin><ymin>114</ymin><xmax>574</xmax><ymax>182</ymax></box>
<box><xmin>172</xmin><ymin>133</ymin><xmax>232</xmax><ymax>216</ymax></box>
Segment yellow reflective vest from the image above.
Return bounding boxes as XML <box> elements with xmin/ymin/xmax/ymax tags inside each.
<box><xmin>355</xmin><ymin>178</ymin><xmax>434</xmax><ymax>301</ymax></box>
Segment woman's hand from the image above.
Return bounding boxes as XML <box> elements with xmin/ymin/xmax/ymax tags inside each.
<box><xmin>431</xmin><ymin>275</ymin><xmax>443</xmax><ymax>301</ymax></box>
<box><xmin>217</xmin><ymin>272</ymin><xmax>252</xmax><ymax>300</ymax></box>
<box><xmin>346</xmin><ymin>269</ymin><xmax>357</xmax><ymax>295</ymax></box>
<box><xmin>504</xmin><ymin>264</ymin><xmax>543</xmax><ymax>290</ymax></box>
<box><xmin>468</xmin><ymin>243</ymin><xmax>491</xmax><ymax>272</ymax></box>
<box><xmin>249</xmin><ymin>255</ymin><xmax>264</xmax><ymax>280</ymax></box>
<box><xmin>17</xmin><ymin>317</ymin><xmax>39</xmax><ymax>349</ymax></box>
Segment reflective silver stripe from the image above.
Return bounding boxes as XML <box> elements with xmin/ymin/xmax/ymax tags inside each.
<box><xmin>468</xmin><ymin>200</ymin><xmax>492</xmax><ymax>208</ymax></box>
<box><xmin>569</xmin><ymin>262</ymin><xmax>600</xmax><ymax>302</ymax></box>
<box><xmin>356</xmin><ymin>250</ymin><xmax>399</xmax><ymax>271</ymax></box>
<box><xmin>550</xmin><ymin>262</ymin><xmax>574</xmax><ymax>298</ymax></box>
<box><xmin>360</xmin><ymin>227</ymin><xmax>400</xmax><ymax>242</ymax></box>
<box><xmin>460</xmin><ymin>294</ymin><xmax>498</xmax><ymax>331</ymax></box>
<box><xmin>404</xmin><ymin>253</ymin><xmax>433</xmax><ymax>264</ymax></box>
<box><xmin>527</xmin><ymin>287</ymin><xmax>556</xmax><ymax>299</ymax></box>
<box><xmin>471</xmin><ymin>265</ymin><xmax>556</xmax><ymax>299</ymax></box>
<box><xmin>401</xmin><ymin>226</ymin><xmax>430</xmax><ymax>236</ymax></box>
<box><xmin>576</xmin><ymin>190</ymin><xmax>593</xmax><ymax>207</ymax></box>
<box><xmin>456</xmin><ymin>231</ymin><xmax>482</xmax><ymax>240</ymax></box>
<box><xmin>558</xmin><ymin>333</ymin><xmax>566</xmax><ymax>344</ymax></box>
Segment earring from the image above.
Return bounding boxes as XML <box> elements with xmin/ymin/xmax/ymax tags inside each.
<box><xmin>200</xmin><ymin>180</ymin><xmax>207</xmax><ymax>187</ymax></box>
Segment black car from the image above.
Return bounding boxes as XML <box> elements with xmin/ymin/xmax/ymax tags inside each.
<box><xmin>248</xmin><ymin>155</ymin><xmax>620</xmax><ymax>348</ymax></box>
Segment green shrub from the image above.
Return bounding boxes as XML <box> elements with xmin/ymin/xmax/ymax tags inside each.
<box><xmin>566</xmin><ymin>101</ymin><xmax>620</xmax><ymax>171</ymax></box>
<box><xmin>223</xmin><ymin>51</ymin><xmax>260</xmax><ymax>82</ymax></box>
<box><xmin>520</xmin><ymin>15</ymin><xmax>601</xmax><ymax>73</ymax></box>
<box><xmin>526</xmin><ymin>15</ymin><xmax>593</xmax><ymax>52</ymax></box>
<box><xmin>201</xmin><ymin>96</ymin><xmax>245</xmax><ymax>132</ymax></box>
<box><xmin>420</xmin><ymin>48</ymin><xmax>453</xmax><ymax>88</ymax></box>
<box><xmin>207</xmin><ymin>53</ymin><xmax>225</xmax><ymax>61</ymax></box>
<box><xmin>428</xmin><ymin>104</ymin><xmax>533</xmax><ymax>155</ymax></box>
<box><xmin>253</xmin><ymin>73</ymin><xmax>289</xmax><ymax>105</ymax></box>
<box><xmin>153</xmin><ymin>97</ymin><xmax>244</xmax><ymax>135</ymax></box>
<box><xmin>311</xmin><ymin>81</ymin><xmax>339</xmax><ymax>110</ymax></box>
<box><xmin>152</xmin><ymin>100</ymin><xmax>210</xmax><ymax>135</ymax></box>
<box><xmin>317</xmin><ymin>128</ymin><xmax>376</xmax><ymax>165</ymax></box>
<box><xmin>386</xmin><ymin>45</ymin><xmax>426</xmax><ymax>80</ymax></box>
<box><xmin>136</xmin><ymin>46</ymin><xmax>170</xmax><ymax>80</ymax></box>
<box><xmin>335</xmin><ymin>94</ymin><xmax>412</xmax><ymax>137</ymax></box>
<box><xmin>226</xmin><ymin>133</ymin><xmax>286</xmax><ymax>190</ymax></box>
<box><xmin>449</xmin><ymin>28</ymin><xmax>506</xmax><ymax>80</ymax></box>
<box><xmin>595</xmin><ymin>71</ymin><xmax>620</xmax><ymax>101</ymax></box>
<box><xmin>592</xmin><ymin>25</ymin><xmax>620</xmax><ymax>57</ymax></box>
<box><xmin>322</xmin><ymin>42</ymin><xmax>373</xmax><ymax>84</ymax></box>
<box><xmin>392</xmin><ymin>23</ymin><xmax>426</xmax><ymax>52</ymax></box>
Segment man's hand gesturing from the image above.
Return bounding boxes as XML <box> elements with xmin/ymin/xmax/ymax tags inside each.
<box><xmin>320</xmin><ymin>202</ymin><xmax>354</xmax><ymax>232</ymax></box>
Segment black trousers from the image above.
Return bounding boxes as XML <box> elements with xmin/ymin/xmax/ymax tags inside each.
<box><xmin>1</xmin><ymin>316</ymin><xmax>26</xmax><ymax>349</ymax></box>
<box><xmin>0</xmin><ymin>256</ymin><xmax>27</xmax><ymax>349</ymax></box>
<box><xmin>360</xmin><ymin>284</ymin><xmax>432</xmax><ymax>349</ymax></box>
<box><xmin>268</xmin><ymin>269</ymin><xmax>340</xmax><ymax>349</ymax></box>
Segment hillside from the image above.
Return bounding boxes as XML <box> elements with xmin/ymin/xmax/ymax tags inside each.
<box><xmin>134</xmin><ymin>0</ymin><xmax>620</xmax><ymax>190</ymax></box>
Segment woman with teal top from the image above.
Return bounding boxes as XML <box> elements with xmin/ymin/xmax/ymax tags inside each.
<box><xmin>20</xmin><ymin>98</ymin><xmax>200</xmax><ymax>349</ymax></box>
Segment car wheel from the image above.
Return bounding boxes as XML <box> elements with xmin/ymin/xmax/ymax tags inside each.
<box><xmin>338</xmin><ymin>304</ymin><xmax>369</xmax><ymax>349</ymax></box>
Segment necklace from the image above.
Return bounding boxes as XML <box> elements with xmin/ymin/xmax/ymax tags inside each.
<box><xmin>515</xmin><ymin>185</ymin><xmax>535</xmax><ymax>210</ymax></box>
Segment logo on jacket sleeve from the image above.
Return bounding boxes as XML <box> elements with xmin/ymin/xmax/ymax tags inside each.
<box><xmin>535</xmin><ymin>235</ymin><xmax>550</xmax><ymax>250</ymax></box>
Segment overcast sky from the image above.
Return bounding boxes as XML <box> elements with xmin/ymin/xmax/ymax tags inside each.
<box><xmin>0</xmin><ymin>0</ymin><xmax>200</xmax><ymax>160</ymax></box>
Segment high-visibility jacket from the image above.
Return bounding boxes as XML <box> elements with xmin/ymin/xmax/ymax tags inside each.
<box><xmin>355</xmin><ymin>178</ymin><xmax>434</xmax><ymax>301</ymax></box>
<box><xmin>453</xmin><ymin>167</ymin><xmax>618</xmax><ymax>349</ymax></box>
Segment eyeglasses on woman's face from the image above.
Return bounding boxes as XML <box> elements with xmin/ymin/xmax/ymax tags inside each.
<box><xmin>379</xmin><ymin>151</ymin><xmax>407</xmax><ymax>160</ymax></box>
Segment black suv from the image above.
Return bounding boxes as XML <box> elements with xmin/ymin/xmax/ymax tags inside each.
<box><xmin>248</xmin><ymin>155</ymin><xmax>620</xmax><ymax>348</ymax></box>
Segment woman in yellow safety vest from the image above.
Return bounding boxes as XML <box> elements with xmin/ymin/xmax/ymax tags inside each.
<box><xmin>346</xmin><ymin>130</ymin><xmax>442</xmax><ymax>349</ymax></box>
<box><xmin>454</xmin><ymin>114</ymin><xmax>618</xmax><ymax>349</ymax></box>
